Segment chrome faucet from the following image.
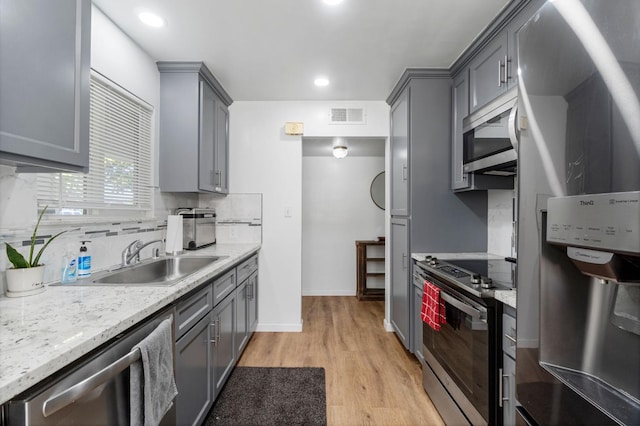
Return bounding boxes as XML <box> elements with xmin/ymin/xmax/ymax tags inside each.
<box><xmin>121</xmin><ymin>239</ymin><xmax>165</xmax><ymax>267</ymax></box>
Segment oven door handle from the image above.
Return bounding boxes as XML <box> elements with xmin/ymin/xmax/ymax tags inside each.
<box><xmin>440</xmin><ymin>292</ymin><xmax>485</xmax><ymax>321</ymax></box>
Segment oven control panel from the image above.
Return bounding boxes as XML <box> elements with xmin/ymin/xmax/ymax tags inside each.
<box><xmin>546</xmin><ymin>192</ymin><xmax>640</xmax><ymax>254</ymax></box>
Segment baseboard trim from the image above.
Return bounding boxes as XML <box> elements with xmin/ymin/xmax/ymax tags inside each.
<box><xmin>302</xmin><ymin>290</ymin><xmax>356</xmax><ymax>296</ymax></box>
<box><xmin>255</xmin><ymin>321</ymin><xmax>303</xmax><ymax>332</ymax></box>
<box><xmin>383</xmin><ymin>318</ymin><xmax>395</xmax><ymax>332</ymax></box>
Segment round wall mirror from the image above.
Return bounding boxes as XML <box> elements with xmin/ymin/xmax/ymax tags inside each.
<box><xmin>370</xmin><ymin>172</ymin><xmax>385</xmax><ymax>210</ymax></box>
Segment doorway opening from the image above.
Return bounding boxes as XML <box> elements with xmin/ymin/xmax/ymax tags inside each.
<box><xmin>301</xmin><ymin>137</ymin><xmax>386</xmax><ymax>296</ymax></box>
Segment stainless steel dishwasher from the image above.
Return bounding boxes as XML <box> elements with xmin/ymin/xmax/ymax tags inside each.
<box><xmin>4</xmin><ymin>307</ymin><xmax>177</xmax><ymax>425</ymax></box>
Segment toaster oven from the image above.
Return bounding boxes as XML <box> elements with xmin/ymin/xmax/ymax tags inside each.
<box><xmin>176</xmin><ymin>208</ymin><xmax>216</xmax><ymax>250</ymax></box>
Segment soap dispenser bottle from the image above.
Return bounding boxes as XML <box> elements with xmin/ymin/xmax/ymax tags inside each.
<box><xmin>77</xmin><ymin>240</ymin><xmax>92</xmax><ymax>278</ymax></box>
<box><xmin>60</xmin><ymin>245</ymin><xmax>77</xmax><ymax>284</ymax></box>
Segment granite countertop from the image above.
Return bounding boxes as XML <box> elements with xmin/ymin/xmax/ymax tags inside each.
<box><xmin>0</xmin><ymin>243</ymin><xmax>260</xmax><ymax>405</ymax></box>
<box><xmin>411</xmin><ymin>252</ymin><xmax>517</xmax><ymax>309</ymax></box>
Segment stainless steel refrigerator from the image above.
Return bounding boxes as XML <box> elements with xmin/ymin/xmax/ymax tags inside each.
<box><xmin>515</xmin><ymin>0</ymin><xmax>640</xmax><ymax>424</ymax></box>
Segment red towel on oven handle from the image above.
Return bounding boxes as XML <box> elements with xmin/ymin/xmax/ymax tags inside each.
<box><xmin>421</xmin><ymin>280</ymin><xmax>447</xmax><ymax>331</ymax></box>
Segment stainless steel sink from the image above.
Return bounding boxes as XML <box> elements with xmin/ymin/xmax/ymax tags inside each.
<box><xmin>55</xmin><ymin>255</ymin><xmax>225</xmax><ymax>286</ymax></box>
<box><xmin>94</xmin><ymin>255</ymin><xmax>224</xmax><ymax>286</ymax></box>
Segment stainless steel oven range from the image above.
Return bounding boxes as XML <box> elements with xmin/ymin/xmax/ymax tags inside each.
<box><xmin>415</xmin><ymin>256</ymin><xmax>514</xmax><ymax>426</ymax></box>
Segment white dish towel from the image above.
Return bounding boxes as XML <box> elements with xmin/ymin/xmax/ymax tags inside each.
<box><xmin>130</xmin><ymin>318</ymin><xmax>178</xmax><ymax>426</ymax></box>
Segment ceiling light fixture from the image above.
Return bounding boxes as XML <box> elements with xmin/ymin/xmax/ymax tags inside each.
<box><xmin>323</xmin><ymin>0</ymin><xmax>344</xmax><ymax>5</ymax></box>
<box><xmin>314</xmin><ymin>77</ymin><xmax>330</xmax><ymax>87</ymax></box>
<box><xmin>138</xmin><ymin>11</ymin><xmax>165</xmax><ymax>28</ymax></box>
<box><xmin>333</xmin><ymin>145</ymin><xmax>348</xmax><ymax>159</ymax></box>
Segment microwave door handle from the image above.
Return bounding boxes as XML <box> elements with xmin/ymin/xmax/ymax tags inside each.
<box><xmin>508</xmin><ymin>103</ymin><xmax>519</xmax><ymax>153</ymax></box>
<box><xmin>42</xmin><ymin>348</ymin><xmax>142</xmax><ymax>418</ymax></box>
<box><xmin>440</xmin><ymin>292</ymin><xmax>484</xmax><ymax>320</ymax></box>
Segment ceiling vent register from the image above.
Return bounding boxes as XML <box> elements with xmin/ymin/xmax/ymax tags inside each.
<box><xmin>330</xmin><ymin>107</ymin><xmax>366</xmax><ymax>124</ymax></box>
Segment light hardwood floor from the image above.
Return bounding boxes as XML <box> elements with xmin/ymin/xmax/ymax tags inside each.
<box><xmin>237</xmin><ymin>296</ymin><xmax>445</xmax><ymax>426</ymax></box>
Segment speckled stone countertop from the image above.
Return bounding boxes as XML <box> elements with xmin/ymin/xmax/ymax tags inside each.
<box><xmin>411</xmin><ymin>252</ymin><xmax>517</xmax><ymax>309</ymax></box>
<box><xmin>0</xmin><ymin>243</ymin><xmax>260</xmax><ymax>405</ymax></box>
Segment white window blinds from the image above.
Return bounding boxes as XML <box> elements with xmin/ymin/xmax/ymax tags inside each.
<box><xmin>38</xmin><ymin>72</ymin><xmax>153</xmax><ymax>214</ymax></box>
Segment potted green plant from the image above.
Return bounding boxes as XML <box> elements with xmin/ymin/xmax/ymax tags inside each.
<box><xmin>4</xmin><ymin>206</ymin><xmax>65</xmax><ymax>297</ymax></box>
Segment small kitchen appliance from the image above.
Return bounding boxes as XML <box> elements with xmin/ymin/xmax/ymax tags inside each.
<box><xmin>176</xmin><ymin>208</ymin><xmax>216</xmax><ymax>250</ymax></box>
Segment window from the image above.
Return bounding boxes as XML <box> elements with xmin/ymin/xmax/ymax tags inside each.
<box><xmin>37</xmin><ymin>71</ymin><xmax>153</xmax><ymax>217</ymax></box>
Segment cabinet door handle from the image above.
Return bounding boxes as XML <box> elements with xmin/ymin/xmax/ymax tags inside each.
<box><xmin>504</xmin><ymin>55</ymin><xmax>512</xmax><ymax>83</ymax></box>
<box><xmin>402</xmin><ymin>253</ymin><xmax>407</xmax><ymax>269</ymax></box>
<box><xmin>502</xmin><ymin>370</ymin><xmax>511</xmax><ymax>404</ymax></box>
<box><xmin>210</xmin><ymin>319</ymin><xmax>219</xmax><ymax>344</ymax></box>
<box><xmin>499</xmin><ymin>367</ymin><xmax>504</xmax><ymax>407</ymax></box>
<box><xmin>506</xmin><ymin>333</ymin><xmax>517</xmax><ymax>345</ymax></box>
<box><xmin>402</xmin><ymin>164</ymin><xmax>408</xmax><ymax>181</ymax></box>
<box><xmin>498</xmin><ymin>59</ymin><xmax>503</xmax><ymax>87</ymax></box>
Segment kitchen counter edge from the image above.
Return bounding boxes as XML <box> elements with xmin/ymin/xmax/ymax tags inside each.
<box><xmin>0</xmin><ymin>243</ymin><xmax>260</xmax><ymax>405</ymax></box>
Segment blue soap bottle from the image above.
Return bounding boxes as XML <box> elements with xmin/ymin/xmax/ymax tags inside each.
<box><xmin>77</xmin><ymin>240</ymin><xmax>92</xmax><ymax>278</ymax></box>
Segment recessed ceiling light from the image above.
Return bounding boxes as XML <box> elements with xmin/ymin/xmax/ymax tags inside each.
<box><xmin>138</xmin><ymin>11</ymin><xmax>165</xmax><ymax>28</ymax></box>
<box><xmin>323</xmin><ymin>0</ymin><xmax>344</xmax><ymax>5</ymax></box>
<box><xmin>314</xmin><ymin>77</ymin><xmax>330</xmax><ymax>87</ymax></box>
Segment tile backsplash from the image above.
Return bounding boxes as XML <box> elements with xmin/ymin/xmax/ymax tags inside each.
<box><xmin>487</xmin><ymin>189</ymin><xmax>515</xmax><ymax>257</ymax></box>
<box><xmin>0</xmin><ymin>163</ymin><xmax>263</xmax><ymax>294</ymax></box>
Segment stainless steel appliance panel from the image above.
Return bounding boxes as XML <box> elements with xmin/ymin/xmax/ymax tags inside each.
<box><xmin>517</xmin><ymin>1</ymin><xmax>640</xmax><ymax>424</ymax></box>
<box><xmin>416</xmin><ymin>262</ymin><xmax>501</xmax><ymax>425</ymax></box>
<box><xmin>462</xmin><ymin>87</ymin><xmax>518</xmax><ymax>175</ymax></box>
<box><xmin>5</xmin><ymin>308</ymin><xmax>176</xmax><ymax>425</ymax></box>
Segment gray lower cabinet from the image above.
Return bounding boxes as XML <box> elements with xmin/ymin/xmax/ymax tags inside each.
<box><xmin>211</xmin><ymin>291</ymin><xmax>236</xmax><ymax>399</ymax></box>
<box><xmin>248</xmin><ymin>271</ymin><xmax>258</xmax><ymax>333</ymax></box>
<box><xmin>390</xmin><ymin>218</ymin><xmax>409</xmax><ymax>349</ymax></box>
<box><xmin>235</xmin><ymin>279</ymin><xmax>249</xmax><ymax>355</ymax></box>
<box><xmin>157</xmin><ymin>62</ymin><xmax>232</xmax><ymax>193</ymax></box>
<box><xmin>236</xmin><ymin>255</ymin><xmax>259</xmax><ymax>356</ymax></box>
<box><xmin>412</xmin><ymin>276</ymin><xmax>424</xmax><ymax>365</ymax></box>
<box><xmin>173</xmin><ymin>253</ymin><xmax>259</xmax><ymax>423</ymax></box>
<box><xmin>0</xmin><ymin>0</ymin><xmax>90</xmax><ymax>172</ymax></box>
<box><xmin>175</xmin><ymin>313</ymin><xmax>213</xmax><ymax>426</ymax></box>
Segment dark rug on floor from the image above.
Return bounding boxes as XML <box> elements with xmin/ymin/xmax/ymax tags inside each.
<box><xmin>205</xmin><ymin>367</ymin><xmax>327</xmax><ymax>426</ymax></box>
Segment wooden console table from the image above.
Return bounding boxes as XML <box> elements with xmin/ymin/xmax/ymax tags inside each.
<box><xmin>355</xmin><ymin>239</ymin><xmax>385</xmax><ymax>301</ymax></box>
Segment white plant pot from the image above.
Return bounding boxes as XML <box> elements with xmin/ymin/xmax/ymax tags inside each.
<box><xmin>5</xmin><ymin>265</ymin><xmax>46</xmax><ymax>297</ymax></box>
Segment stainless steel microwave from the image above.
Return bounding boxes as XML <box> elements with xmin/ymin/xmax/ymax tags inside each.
<box><xmin>463</xmin><ymin>87</ymin><xmax>518</xmax><ymax>175</ymax></box>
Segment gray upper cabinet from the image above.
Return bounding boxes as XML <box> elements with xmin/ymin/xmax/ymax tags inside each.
<box><xmin>0</xmin><ymin>0</ymin><xmax>90</xmax><ymax>172</ymax></box>
<box><xmin>467</xmin><ymin>0</ymin><xmax>544</xmax><ymax>114</ymax></box>
<box><xmin>451</xmin><ymin>70</ymin><xmax>470</xmax><ymax>190</ymax></box>
<box><xmin>469</xmin><ymin>32</ymin><xmax>510</xmax><ymax>113</ymax></box>
<box><xmin>390</xmin><ymin>88</ymin><xmax>410</xmax><ymax>216</ymax></box>
<box><xmin>157</xmin><ymin>62</ymin><xmax>232</xmax><ymax>193</ymax></box>
<box><xmin>215</xmin><ymin>101</ymin><xmax>230</xmax><ymax>194</ymax></box>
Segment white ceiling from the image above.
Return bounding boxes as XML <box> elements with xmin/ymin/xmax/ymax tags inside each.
<box><xmin>92</xmin><ymin>0</ymin><xmax>511</xmax><ymax>101</ymax></box>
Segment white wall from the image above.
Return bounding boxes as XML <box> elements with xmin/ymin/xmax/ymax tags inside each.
<box><xmin>228</xmin><ymin>101</ymin><xmax>389</xmax><ymax>331</ymax></box>
<box><xmin>302</xmin><ymin>156</ymin><xmax>384</xmax><ymax>296</ymax></box>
